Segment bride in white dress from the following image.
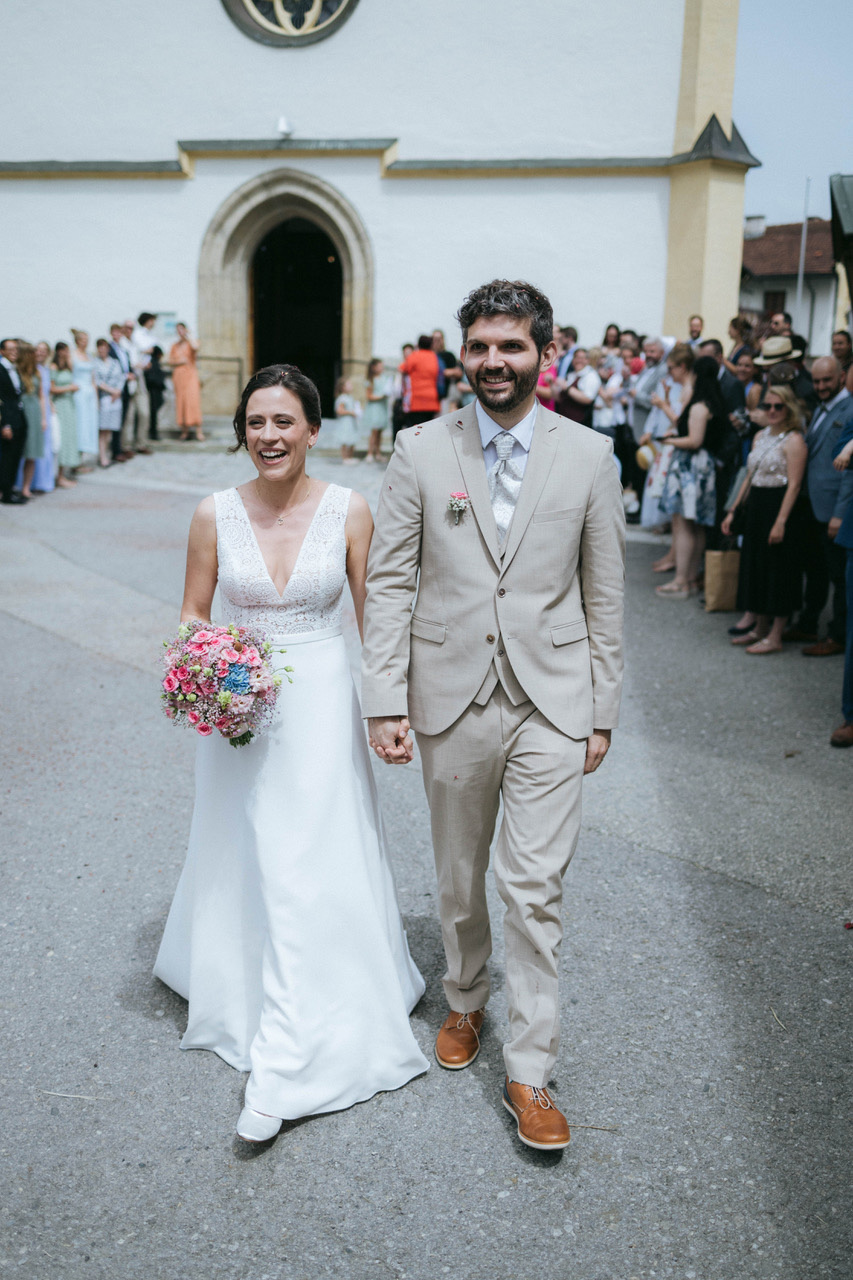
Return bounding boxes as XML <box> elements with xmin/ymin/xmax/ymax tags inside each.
<box><xmin>154</xmin><ymin>364</ymin><xmax>428</xmax><ymax>1142</ymax></box>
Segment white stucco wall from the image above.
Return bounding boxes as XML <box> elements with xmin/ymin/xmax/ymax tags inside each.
<box><xmin>0</xmin><ymin>0</ymin><xmax>686</xmax><ymax>163</ymax></box>
<box><xmin>0</xmin><ymin>0</ymin><xmax>689</xmax><ymax>379</ymax></box>
<box><xmin>0</xmin><ymin>156</ymin><xmax>670</xmax><ymax>362</ymax></box>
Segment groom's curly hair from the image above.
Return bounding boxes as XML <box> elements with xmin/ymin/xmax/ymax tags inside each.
<box><xmin>231</xmin><ymin>364</ymin><xmax>322</xmax><ymax>452</ymax></box>
<box><xmin>456</xmin><ymin>280</ymin><xmax>554</xmax><ymax>355</ymax></box>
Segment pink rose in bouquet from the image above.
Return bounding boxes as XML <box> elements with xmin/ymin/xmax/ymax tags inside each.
<box><xmin>160</xmin><ymin>620</ymin><xmax>293</xmax><ymax>748</ymax></box>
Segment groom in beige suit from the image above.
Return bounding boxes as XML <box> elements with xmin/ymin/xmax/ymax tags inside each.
<box><xmin>362</xmin><ymin>280</ymin><xmax>625</xmax><ymax>1150</ymax></box>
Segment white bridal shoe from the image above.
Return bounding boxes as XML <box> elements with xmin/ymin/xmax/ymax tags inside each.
<box><xmin>236</xmin><ymin>1107</ymin><xmax>282</xmax><ymax>1142</ymax></box>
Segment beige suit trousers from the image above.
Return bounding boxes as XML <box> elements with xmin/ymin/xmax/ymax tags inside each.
<box><xmin>416</xmin><ymin>685</ymin><xmax>586</xmax><ymax>1087</ymax></box>
<box><xmin>121</xmin><ymin>377</ymin><xmax>151</xmax><ymax>450</ymax></box>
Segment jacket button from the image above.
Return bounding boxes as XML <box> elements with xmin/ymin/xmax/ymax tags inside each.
<box><xmin>497</xmin><ymin>588</ymin><xmax>506</xmax><ymax>597</ymax></box>
<box><xmin>486</xmin><ymin>634</ymin><xmax>495</xmax><ymax>643</ymax></box>
<box><xmin>497</xmin><ymin>649</ymin><xmax>505</xmax><ymax>657</ymax></box>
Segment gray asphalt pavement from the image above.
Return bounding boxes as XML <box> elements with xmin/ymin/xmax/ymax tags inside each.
<box><xmin>2</xmin><ymin>447</ymin><xmax>850</xmax><ymax>1280</ymax></box>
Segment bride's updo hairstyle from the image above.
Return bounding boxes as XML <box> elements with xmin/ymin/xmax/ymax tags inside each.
<box><xmin>231</xmin><ymin>363</ymin><xmax>322</xmax><ymax>452</ymax></box>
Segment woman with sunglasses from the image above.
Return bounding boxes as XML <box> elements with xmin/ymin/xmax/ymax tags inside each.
<box><xmin>722</xmin><ymin>384</ymin><xmax>807</xmax><ymax>654</ymax></box>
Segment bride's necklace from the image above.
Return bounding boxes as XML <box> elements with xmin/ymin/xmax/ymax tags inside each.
<box><xmin>255</xmin><ymin>478</ymin><xmax>312</xmax><ymax>526</ymax></box>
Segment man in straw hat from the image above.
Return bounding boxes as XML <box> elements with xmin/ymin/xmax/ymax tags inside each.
<box><xmin>753</xmin><ymin>336</ymin><xmax>817</xmax><ymax>415</ymax></box>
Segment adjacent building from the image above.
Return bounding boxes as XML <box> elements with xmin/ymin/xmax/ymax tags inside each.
<box><xmin>739</xmin><ymin>217</ymin><xmax>842</xmax><ymax>357</ymax></box>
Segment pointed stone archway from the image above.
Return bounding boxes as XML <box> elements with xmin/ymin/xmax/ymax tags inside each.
<box><xmin>197</xmin><ymin>168</ymin><xmax>373</xmax><ymax>414</ymax></box>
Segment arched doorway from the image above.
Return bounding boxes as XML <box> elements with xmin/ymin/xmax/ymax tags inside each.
<box><xmin>197</xmin><ymin>169</ymin><xmax>373</xmax><ymax>416</ymax></box>
<box><xmin>252</xmin><ymin>217</ymin><xmax>343</xmax><ymax>413</ymax></box>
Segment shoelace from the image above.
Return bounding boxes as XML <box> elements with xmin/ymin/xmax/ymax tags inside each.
<box><xmin>528</xmin><ymin>1087</ymin><xmax>554</xmax><ymax>1110</ymax></box>
<box><xmin>455</xmin><ymin>1013</ymin><xmax>480</xmax><ymax>1035</ymax></box>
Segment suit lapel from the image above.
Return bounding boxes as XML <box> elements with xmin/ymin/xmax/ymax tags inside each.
<box><xmin>809</xmin><ymin>406</ymin><xmax>829</xmax><ymax>447</ymax></box>
<box><xmin>451</xmin><ymin>403</ymin><xmax>501</xmax><ymax>569</ymax></box>
<box><xmin>809</xmin><ymin>407</ymin><xmax>840</xmax><ymax>458</ymax></box>
<box><xmin>500</xmin><ymin>406</ymin><xmax>558</xmax><ymax>573</ymax></box>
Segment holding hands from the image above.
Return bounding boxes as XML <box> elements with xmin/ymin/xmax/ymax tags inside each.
<box><xmin>368</xmin><ymin>716</ymin><xmax>414</xmax><ymax>764</ymax></box>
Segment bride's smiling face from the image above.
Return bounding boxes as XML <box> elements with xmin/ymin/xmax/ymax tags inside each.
<box><xmin>245</xmin><ymin>386</ymin><xmax>319</xmax><ymax>480</ymax></box>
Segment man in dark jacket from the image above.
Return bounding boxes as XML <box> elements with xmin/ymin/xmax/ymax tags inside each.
<box><xmin>0</xmin><ymin>338</ymin><xmax>27</xmax><ymax>504</ymax></box>
<box><xmin>830</xmin><ymin>414</ymin><xmax>853</xmax><ymax>746</ymax></box>
<box><xmin>785</xmin><ymin>357</ymin><xmax>853</xmax><ymax>656</ymax></box>
<box><xmin>698</xmin><ymin>339</ymin><xmax>746</xmax><ymax>415</ymax></box>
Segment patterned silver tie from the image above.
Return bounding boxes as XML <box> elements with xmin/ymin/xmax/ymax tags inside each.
<box><xmin>487</xmin><ymin>431</ymin><xmax>523</xmax><ymax>547</ymax></box>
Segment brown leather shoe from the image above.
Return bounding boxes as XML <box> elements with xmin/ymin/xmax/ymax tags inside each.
<box><xmin>830</xmin><ymin>721</ymin><xmax>853</xmax><ymax>748</ymax></box>
<box><xmin>802</xmin><ymin>639</ymin><xmax>845</xmax><ymax>657</ymax></box>
<box><xmin>502</xmin><ymin>1078</ymin><xmax>570</xmax><ymax>1150</ymax></box>
<box><xmin>435</xmin><ymin>1009</ymin><xmax>484</xmax><ymax>1069</ymax></box>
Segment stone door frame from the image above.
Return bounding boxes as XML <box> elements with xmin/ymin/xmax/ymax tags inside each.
<box><xmin>197</xmin><ymin>167</ymin><xmax>373</xmax><ymax>413</ymax></box>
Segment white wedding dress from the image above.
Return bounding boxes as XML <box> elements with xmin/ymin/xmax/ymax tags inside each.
<box><xmin>154</xmin><ymin>483</ymin><xmax>428</xmax><ymax>1118</ymax></box>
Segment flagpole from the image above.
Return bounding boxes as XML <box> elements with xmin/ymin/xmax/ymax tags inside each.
<box><xmin>795</xmin><ymin>177</ymin><xmax>810</xmax><ymax>316</ymax></box>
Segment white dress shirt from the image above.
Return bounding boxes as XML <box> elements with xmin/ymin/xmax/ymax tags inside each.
<box><xmin>0</xmin><ymin>355</ymin><xmax>22</xmax><ymax>394</ymax></box>
<box><xmin>120</xmin><ymin>333</ymin><xmax>141</xmax><ymax>370</ymax></box>
<box><xmin>132</xmin><ymin>325</ymin><xmax>156</xmax><ymax>369</ymax></box>
<box><xmin>476</xmin><ymin>398</ymin><xmax>538</xmax><ymax>478</ymax></box>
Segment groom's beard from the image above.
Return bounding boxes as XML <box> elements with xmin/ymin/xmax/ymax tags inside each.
<box><xmin>467</xmin><ymin>359</ymin><xmax>541</xmax><ymax>414</ymax></box>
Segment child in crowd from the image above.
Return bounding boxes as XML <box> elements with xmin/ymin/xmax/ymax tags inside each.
<box><xmin>362</xmin><ymin>358</ymin><xmax>392</xmax><ymax>462</ymax></box>
<box><xmin>93</xmin><ymin>337</ymin><xmax>125</xmax><ymax>468</ymax></box>
<box><xmin>334</xmin><ymin>375</ymin><xmax>360</xmax><ymax>466</ymax></box>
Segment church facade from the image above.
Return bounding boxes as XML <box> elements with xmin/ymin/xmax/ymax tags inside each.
<box><xmin>1</xmin><ymin>0</ymin><xmax>756</xmax><ymax>413</ymax></box>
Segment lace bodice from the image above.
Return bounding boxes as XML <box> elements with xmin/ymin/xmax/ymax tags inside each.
<box><xmin>747</xmin><ymin>429</ymin><xmax>792</xmax><ymax>489</ymax></box>
<box><xmin>213</xmin><ymin>484</ymin><xmax>351</xmax><ymax>635</ymax></box>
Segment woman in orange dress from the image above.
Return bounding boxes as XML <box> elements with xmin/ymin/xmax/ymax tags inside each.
<box><xmin>169</xmin><ymin>323</ymin><xmax>204</xmax><ymax>441</ymax></box>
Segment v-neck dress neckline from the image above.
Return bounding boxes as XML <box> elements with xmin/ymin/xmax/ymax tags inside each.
<box><xmin>234</xmin><ymin>483</ymin><xmax>334</xmax><ymax>601</ymax></box>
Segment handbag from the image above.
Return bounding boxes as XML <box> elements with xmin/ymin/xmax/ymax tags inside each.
<box><xmin>704</xmin><ymin>546</ymin><xmax>740</xmax><ymax>612</ymax></box>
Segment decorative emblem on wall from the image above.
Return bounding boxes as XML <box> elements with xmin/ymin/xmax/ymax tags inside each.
<box><xmin>221</xmin><ymin>0</ymin><xmax>360</xmax><ymax>46</ymax></box>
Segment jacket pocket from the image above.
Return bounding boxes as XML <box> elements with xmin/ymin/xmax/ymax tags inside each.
<box><xmin>551</xmin><ymin>618</ymin><xmax>588</xmax><ymax>646</ymax></box>
<box><xmin>533</xmin><ymin>505</ymin><xmax>585</xmax><ymax>524</ymax></box>
<box><xmin>411</xmin><ymin>616</ymin><xmax>447</xmax><ymax>644</ymax></box>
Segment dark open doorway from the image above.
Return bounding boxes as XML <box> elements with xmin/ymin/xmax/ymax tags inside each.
<box><xmin>252</xmin><ymin>216</ymin><xmax>343</xmax><ymax>416</ymax></box>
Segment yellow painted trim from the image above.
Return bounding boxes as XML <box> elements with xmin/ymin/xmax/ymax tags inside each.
<box><xmin>0</xmin><ymin>153</ymin><xmax>751</xmax><ymax>182</ymax></box>
<box><xmin>184</xmin><ymin>144</ymin><xmax>385</xmax><ymax>160</ymax></box>
<box><xmin>663</xmin><ymin>160</ymin><xmax>746</xmax><ymax>341</ymax></box>
<box><xmin>0</xmin><ymin>167</ymin><xmax>188</xmax><ymax>180</ymax></box>
<box><xmin>382</xmin><ymin>162</ymin><xmax>675</xmax><ymax>180</ymax></box>
<box><xmin>665</xmin><ymin>2</ymin><xmax>746</xmax><ymax>342</ymax></box>
<box><xmin>674</xmin><ymin>0</ymin><xmax>740</xmax><ymax>151</ymax></box>
<box><xmin>379</xmin><ymin>141</ymin><xmax>399</xmax><ymax>176</ymax></box>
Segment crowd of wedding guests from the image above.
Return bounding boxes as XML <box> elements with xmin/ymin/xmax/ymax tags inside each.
<box><xmin>537</xmin><ymin>311</ymin><xmax>853</xmax><ymax>749</ymax></box>
<box><xmin>5</xmin><ymin>304</ymin><xmax>851</xmax><ymax>746</ymax></box>
<box><xmin>342</xmin><ymin>310</ymin><xmax>853</xmax><ymax>748</ymax></box>
<box><xmin>0</xmin><ymin>314</ymin><xmax>203</xmax><ymax>503</ymax></box>
<box><xmin>330</xmin><ymin>329</ymin><xmax>467</xmax><ymax>465</ymax></box>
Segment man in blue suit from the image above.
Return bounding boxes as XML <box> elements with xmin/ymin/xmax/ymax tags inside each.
<box><xmin>831</xmin><ymin>416</ymin><xmax>853</xmax><ymax>746</ymax></box>
<box><xmin>785</xmin><ymin>357</ymin><xmax>853</xmax><ymax>656</ymax></box>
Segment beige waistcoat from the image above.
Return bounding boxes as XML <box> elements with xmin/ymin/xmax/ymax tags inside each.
<box><xmin>362</xmin><ymin>401</ymin><xmax>626</xmax><ymax>739</ymax></box>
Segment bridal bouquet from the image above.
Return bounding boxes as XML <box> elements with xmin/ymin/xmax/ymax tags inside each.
<box><xmin>161</xmin><ymin>621</ymin><xmax>291</xmax><ymax>748</ymax></box>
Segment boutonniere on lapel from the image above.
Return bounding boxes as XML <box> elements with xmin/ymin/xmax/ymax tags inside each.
<box><xmin>448</xmin><ymin>492</ymin><xmax>470</xmax><ymax>524</ymax></box>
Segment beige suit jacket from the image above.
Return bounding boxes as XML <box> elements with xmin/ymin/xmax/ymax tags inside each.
<box><xmin>362</xmin><ymin>400</ymin><xmax>626</xmax><ymax>739</ymax></box>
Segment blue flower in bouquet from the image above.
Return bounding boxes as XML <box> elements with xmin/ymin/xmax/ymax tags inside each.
<box><xmin>223</xmin><ymin>663</ymin><xmax>251</xmax><ymax>694</ymax></box>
